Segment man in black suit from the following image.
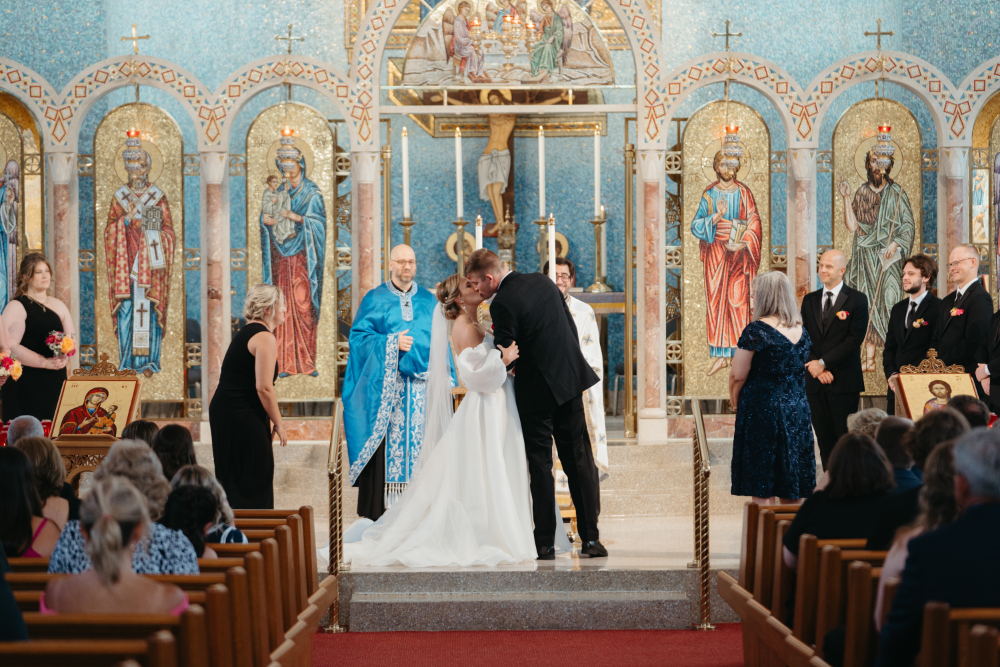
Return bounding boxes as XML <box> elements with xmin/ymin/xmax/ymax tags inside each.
<box><xmin>465</xmin><ymin>249</ymin><xmax>605</xmax><ymax>559</ymax></box>
<box><xmin>801</xmin><ymin>249</ymin><xmax>869</xmax><ymax>469</ymax></box>
<box><xmin>976</xmin><ymin>299</ymin><xmax>1000</xmax><ymax>413</ymax></box>
<box><xmin>936</xmin><ymin>243</ymin><xmax>993</xmax><ymax>399</ymax></box>
<box><xmin>883</xmin><ymin>255</ymin><xmax>942</xmax><ymax>415</ymax></box>
<box><xmin>876</xmin><ymin>428</ymin><xmax>1000</xmax><ymax>667</ymax></box>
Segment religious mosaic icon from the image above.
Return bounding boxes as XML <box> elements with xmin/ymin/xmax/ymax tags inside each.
<box><xmin>833</xmin><ymin>98</ymin><xmax>922</xmax><ymax>394</ymax></box>
<box><xmin>94</xmin><ymin>103</ymin><xmax>185</xmax><ymax>401</ymax></box>
<box><xmin>402</xmin><ymin>0</ymin><xmax>613</xmax><ymax>87</ymax></box>
<box><xmin>0</xmin><ymin>112</ymin><xmax>24</xmax><ymax>312</ymax></box>
<box><xmin>105</xmin><ymin>129</ymin><xmax>176</xmax><ymax>376</ymax></box>
<box><xmin>53</xmin><ymin>377</ymin><xmax>141</xmax><ymax>438</ymax></box>
<box><xmin>682</xmin><ymin>100</ymin><xmax>770</xmax><ymax>397</ymax></box>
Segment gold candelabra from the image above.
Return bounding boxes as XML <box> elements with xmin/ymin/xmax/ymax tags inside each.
<box><xmin>400</xmin><ymin>215</ymin><xmax>415</xmax><ymax>247</ymax></box>
<box><xmin>533</xmin><ymin>217</ymin><xmax>549</xmax><ymax>272</ymax></box>
<box><xmin>585</xmin><ymin>207</ymin><xmax>612</xmax><ymax>293</ymax></box>
<box><xmin>453</xmin><ymin>218</ymin><xmax>468</xmax><ymax>276</ymax></box>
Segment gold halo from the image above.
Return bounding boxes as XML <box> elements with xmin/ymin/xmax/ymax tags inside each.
<box><xmin>113</xmin><ymin>139</ymin><xmax>164</xmax><ymax>185</ymax></box>
<box><xmin>265</xmin><ymin>136</ymin><xmax>316</xmax><ymax>179</ymax></box>
<box><xmin>700</xmin><ymin>139</ymin><xmax>753</xmax><ymax>184</ymax></box>
<box><xmin>480</xmin><ymin>88</ymin><xmax>513</xmax><ymax>104</ymax></box>
<box><xmin>854</xmin><ymin>135</ymin><xmax>905</xmax><ymax>182</ymax></box>
<box><xmin>554</xmin><ymin>231</ymin><xmax>569</xmax><ymax>258</ymax></box>
<box><xmin>446</xmin><ymin>231</ymin><xmax>477</xmax><ymax>261</ymax></box>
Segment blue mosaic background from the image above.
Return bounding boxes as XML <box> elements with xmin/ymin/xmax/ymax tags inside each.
<box><xmin>1</xmin><ymin>0</ymin><xmax>994</xmax><ymax>386</ymax></box>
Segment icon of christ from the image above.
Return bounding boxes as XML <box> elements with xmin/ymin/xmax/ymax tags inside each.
<box><xmin>691</xmin><ymin>151</ymin><xmax>762</xmax><ymax>377</ymax></box>
<box><xmin>104</xmin><ymin>134</ymin><xmax>175</xmax><ymax>377</ymax></box>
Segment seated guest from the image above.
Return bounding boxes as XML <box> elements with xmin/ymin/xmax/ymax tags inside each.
<box><xmin>874</xmin><ymin>417</ymin><xmax>922</xmax><ymax>494</ymax></box>
<box><xmin>121</xmin><ymin>419</ymin><xmax>159</xmax><ymax>447</ymax></box>
<box><xmin>13</xmin><ymin>437</ymin><xmax>76</xmax><ymax>528</ymax></box>
<box><xmin>7</xmin><ymin>414</ymin><xmax>44</xmax><ymax>445</ymax></box>
<box><xmin>0</xmin><ymin>447</ymin><xmax>61</xmax><ymax>558</ymax></box>
<box><xmin>847</xmin><ymin>407</ymin><xmax>888</xmax><ymax>439</ymax></box>
<box><xmin>947</xmin><ymin>394</ymin><xmax>991</xmax><ymax>428</ymax></box>
<box><xmin>161</xmin><ymin>486</ymin><xmax>219</xmax><ymax>559</ymax></box>
<box><xmin>42</xmin><ymin>476</ymin><xmax>188</xmax><ymax>615</ymax></box>
<box><xmin>866</xmin><ymin>408</ymin><xmax>970</xmax><ymax>549</ymax></box>
<box><xmin>874</xmin><ymin>440</ymin><xmax>958</xmax><ymax>630</ymax></box>
<box><xmin>152</xmin><ymin>424</ymin><xmax>197</xmax><ymax>482</ymax></box>
<box><xmin>876</xmin><ymin>428</ymin><xmax>1000</xmax><ymax>667</ymax></box>
<box><xmin>171</xmin><ymin>464</ymin><xmax>248</xmax><ymax>544</ymax></box>
<box><xmin>0</xmin><ymin>543</ymin><xmax>27</xmax><ymax>641</ymax></box>
<box><xmin>785</xmin><ymin>434</ymin><xmax>894</xmax><ymax>568</ymax></box>
<box><xmin>48</xmin><ymin>440</ymin><xmax>199</xmax><ymax>575</ymax></box>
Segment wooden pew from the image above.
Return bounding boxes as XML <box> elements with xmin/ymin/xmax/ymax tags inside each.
<box><xmin>7</xmin><ymin>572</ymin><xmax>227</xmax><ymax>612</ymax></box>
<box><xmin>920</xmin><ymin>603</ymin><xmax>1000</xmax><ymax>667</ymax></box>
<box><xmin>268</xmin><ymin>605</ymin><xmax>320</xmax><ymax>667</ymax></box>
<box><xmin>967</xmin><ymin>624</ymin><xmax>1000</xmax><ymax>667</ymax></box>
<box><xmin>753</xmin><ymin>510</ymin><xmax>780</xmax><ymax>609</ymax></box>
<box><xmin>232</xmin><ymin>507</ymin><xmax>318</xmax><ymax>596</ymax></box>
<box><xmin>740</xmin><ymin>502</ymin><xmax>761</xmax><ymax>592</ymax></box>
<box><xmin>770</xmin><ymin>520</ymin><xmax>794</xmax><ymax>623</ymax></box>
<box><xmin>7</xmin><ymin>558</ymin><xmax>48</xmax><ymax>573</ymax></box>
<box><xmin>0</xmin><ymin>630</ymin><xmax>177</xmax><ymax>667</ymax></box>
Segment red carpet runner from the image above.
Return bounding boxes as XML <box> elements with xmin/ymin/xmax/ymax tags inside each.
<box><xmin>313</xmin><ymin>623</ymin><xmax>743</xmax><ymax>667</ymax></box>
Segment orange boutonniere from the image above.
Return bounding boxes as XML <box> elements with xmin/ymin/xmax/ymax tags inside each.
<box><xmin>912</xmin><ymin>318</ymin><xmax>929</xmax><ymax>328</ymax></box>
<box><xmin>951</xmin><ymin>308</ymin><xmax>965</xmax><ymax>317</ymax></box>
<box><xmin>836</xmin><ymin>310</ymin><xmax>849</xmax><ymax>320</ymax></box>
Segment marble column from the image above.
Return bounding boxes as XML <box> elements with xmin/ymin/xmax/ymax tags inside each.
<box><xmin>48</xmin><ymin>152</ymin><xmax>76</xmax><ymax>309</ymax></box>
<box><xmin>200</xmin><ymin>151</ymin><xmax>228</xmax><ymax>414</ymax></box>
<box><xmin>351</xmin><ymin>150</ymin><xmax>381</xmax><ymax>311</ymax></box>
<box><xmin>786</xmin><ymin>148</ymin><xmax>817</xmax><ymax>302</ymax></box>
<box><xmin>637</xmin><ymin>149</ymin><xmax>666</xmax><ymax>443</ymax></box>
<box><xmin>940</xmin><ymin>146</ymin><xmax>970</xmax><ymax>293</ymax></box>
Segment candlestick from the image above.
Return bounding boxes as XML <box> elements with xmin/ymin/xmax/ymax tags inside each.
<box><xmin>538</xmin><ymin>126</ymin><xmax>545</xmax><ymax>219</ymax></box>
<box><xmin>585</xmin><ymin>208</ymin><xmax>612</xmax><ymax>293</ymax></box>
<box><xmin>402</xmin><ymin>127</ymin><xmax>410</xmax><ymax>219</ymax></box>
<box><xmin>600</xmin><ymin>204</ymin><xmax>607</xmax><ymax>277</ymax></box>
<box><xmin>547</xmin><ymin>213</ymin><xmax>556</xmax><ymax>282</ymax></box>
<box><xmin>594</xmin><ymin>127</ymin><xmax>600</xmax><ymax>217</ymax></box>
<box><xmin>400</xmin><ymin>215</ymin><xmax>415</xmax><ymax>247</ymax></box>
<box><xmin>453</xmin><ymin>218</ymin><xmax>468</xmax><ymax>276</ymax></box>
<box><xmin>475</xmin><ymin>215</ymin><xmax>483</xmax><ymax>250</ymax></box>
<box><xmin>533</xmin><ymin>217</ymin><xmax>548</xmax><ymax>272</ymax></box>
<box><xmin>455</xmin><ymin>127</ymin><xmax>463</xmax><ymax>219</ymax></box>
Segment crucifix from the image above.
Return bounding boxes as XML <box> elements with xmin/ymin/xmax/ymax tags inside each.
<box><xmin>274</xmin><ymin>24</ymin><xmax>305</xmax><ymax>101</ymax></box>
<box><xmin>121</xmin><ymin>23</ymin><xmax>150</xmax><ymax>54</ymax></box>
<box><xmin>864</xmin><ymin>18</ymin><xmax>894</xmax><ymax>50</ymax></box>
<box><xmin>136</xmin><ymin>302</ymin><xmax>148</xmax><ymax>328</ymax></box>
<box><xmin>710</xmin><ymin>20</ymin><xmax>742</xmax><ymax>51</ymax></box>
<box><xmin>149</xmin><ymin>238</ymin><xmax>161</xmax><ymax>262</ymax></box>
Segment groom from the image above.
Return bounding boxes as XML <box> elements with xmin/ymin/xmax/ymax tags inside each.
<box><xmin>466</xmin><ymin>249</ymin><xmax>607</xmax><ymax>559</ymax></box>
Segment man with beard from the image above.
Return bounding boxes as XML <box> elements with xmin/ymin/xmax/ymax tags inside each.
<box><xmin>883</xmin><ymin>255</ymin><xmax>942</xmax><ymax>415</ymax></box>
<box><xmin>691</xmin><ymin>151</ymin><xmax>762</xmax><ymax>376</ymax></box>
<box><xmin>839</xmin><ymin>150</ymin><xmax>915</xmax><ymax>373</ymax></box>
<box><xmin>105</xmin><ymin>131</ymin><xmax>175</xmax><ymax>376</ymax></box>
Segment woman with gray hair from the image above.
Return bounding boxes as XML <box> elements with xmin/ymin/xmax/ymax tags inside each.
<box><xmin>730</xmin><ymin>271</ymin><xmax>815</xmax><ymax>505</ymax></box>
<box><xmin>209</xmin><ymin>283</ymin><xmax>287</xmax><ymax>509</ymax></box>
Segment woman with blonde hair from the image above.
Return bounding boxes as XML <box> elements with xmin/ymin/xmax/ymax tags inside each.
<box><xmin>171</xmin><ymin>464</ymin><xmax>248</xmax><ymax>544</ymax></box>
<box><xmin>1</xmin><ymin>253</ymin><xmax>74</xmax><ymax>422</ymax></box>
<box><xmin>12</xmin><ymin>436</ymin><xmax>74</xmax><ymax>528</ymax></box>
<box><xmin>730</xmin><ymin>271</ymin><xmax>815</xmax><ymax>505</ymax></box>
<box><xmin>41</xmin><ymin>476</ymin><xmax>188</xmax><ymax>614</ymax></box>
<box><xmin>210</xmin><ymin>283</ymin><xmax>286</xmax><ymax>509</ymax></box>
<box><xmin>47</xmin><ymin>439</ymin><xmax>199</xmax><ymax>574</ymax></box>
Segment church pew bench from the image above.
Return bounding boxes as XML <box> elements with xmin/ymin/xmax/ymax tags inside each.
<box><xmin>23</xmin><ymin>605</ymin><xmax>211</xmax><ymax>667</ymax></box>
<box><xmin>199</xmin><ymin>557</ymin><xmax>249</xmax><ymax>573</ymax></box>
<box><xmin>743</xmin><ymin>590</ymin><xmax>832</xmax><ymax>667</ymax></box>
<box><xmin>740</xmin><ymin>503</ymin><xmax>761</xmax><ymax>592</ymax></box>
<box><xmin>770</xmin><ymin>521</ymin><xmax>794</xmax><ymax>622</ymax></box>
<box><xmin>229</xmin><ymin>515</ymin><xmax>310</xmax><ymax>611</ymax></box>
<box><xmin>967</xmin><ymin>624</ymin><xmax>1000</xmax><ymax>667</ymax></box>
<box><xmin>268</xmin><ymin>605</ymin><xmax>320</xmax><ymax>667</ymax></box>
<box><xmin>0</xmin><ymin>630</ymin><xmax>178</xmax><ymax>667</ymax></box>
<box><xmin>9</xmin><ymin>572</ymin><xmax>226</xmax><ymax>612</ymax></box>
<box><xmin>920</xmin><ymin>603</ymin><xmax>1000</xmax><ymax>667</ymax></box>
<box><xmin>7</xmin><ymin>557</ymin><xmax>48</xmax><ymax>573</ymax></box>
<box><xmin>231</xmin><ymin>507</ymin><xmax>318</xmax><ymax>596</ymax></box>
<box><xmin>753</xmin><ymin>510</ymin><xmax>780</xmax><ymax>610</ymax></box>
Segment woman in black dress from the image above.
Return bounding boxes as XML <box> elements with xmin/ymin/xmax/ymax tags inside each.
<box><xmin>210</xmin><ymin>283</ymin><xmax>287</xmax><ymax>509</ymax></box>
<box><xmin>1</xmin><ymin>254</ymin><xmax>74</xmax><ymax>423</ymax></box>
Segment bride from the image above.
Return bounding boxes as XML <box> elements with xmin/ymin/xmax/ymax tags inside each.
<box><xmin>346</xmin><ymin>273</ymin><xmax>567</xmax><ymax>567</ymax></box>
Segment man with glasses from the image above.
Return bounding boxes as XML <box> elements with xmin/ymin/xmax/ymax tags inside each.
<box><xmin>344</xmin><ymin>245</ymin><xmax>438</xmax><ymax>520</ymax></box>
<box><xmin>935</xmin><ymin>244</ymin><xmax>993</xmax><ymax>399</ymax></box>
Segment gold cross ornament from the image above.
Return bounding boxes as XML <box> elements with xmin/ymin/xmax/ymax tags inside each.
<box><xmin>711</xmin><ymin>20</ymin><xmax>742</xmax><ymax>51</ymax></box>
<box><xmin>864</xmin><ymin>18</ymin><xmax>894</xmax><ymax>50</ymax></box>
<box><xmin>275</xmin><ymin>24</ymin><xmax>305</xmax><ymax>55</ymax></box>
<box><xmin>121</xmin><ymin>23</ymin><xmax>150</xmax><ymax>55</ymax></box>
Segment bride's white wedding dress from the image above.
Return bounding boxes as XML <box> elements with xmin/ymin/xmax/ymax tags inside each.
<box><xmin>345</xmin><ymin>330</ymin><xmax>538</xmax><ymax>567</ymax></box>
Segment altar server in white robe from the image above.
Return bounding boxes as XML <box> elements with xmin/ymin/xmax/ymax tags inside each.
<box><xmin>545</xmin><ymin>258</ymin><xmax>609</xmax><ymax>479</ymax></box>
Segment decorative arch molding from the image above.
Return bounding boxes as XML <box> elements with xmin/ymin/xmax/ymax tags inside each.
<box><xmin>804</xmin><ymin>51</ymin><xmax>958</xmax><ymax>147</ymax></box>
<box><xmin>660</xmin><ymin>52</ymin><xmax>804</xmax><ymax>147</ymax></box>
<box><xmin>212</xmin><ymin>56</ymin><xmax>356</xmax><ymax>151</ymax></box>
<box><xmin>0</xmin><ymin>59</ymin><xmax>61</xmax><ymax>145</ymax></box>
<box><xmin>959</xmin><ymin>56</ymin><xmax>1000</xmax><ymax>144</ymax></box>
<box><xmin>349</xmin><ymin>0</ymin><xmax>668</xmax><ymax>150</ymax></box>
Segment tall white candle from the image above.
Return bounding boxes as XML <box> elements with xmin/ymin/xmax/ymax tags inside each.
<box><xmin>594</xmin><ymin>127</ymin><xmax>600</xmax><ymax>217</ymax></box>
<box><xmin>475</xmin><ymin>214</ymin><xmax>483</xmax><ymax>250</ymax></box>
<box><xmin>455</xmin><ymin>127</ymin><xmax>463</xmax><ymax>219</ymax></box>
<box><xmin>547</xmin><ymin>214</ymin><xmax>556</xmax><ymax>282</ymax></box>
<box><xmin>402</xmin><ymin>127</ymin><xmax>410</xmax><ymax>219</ymax></box>
<box><xmin>538</xmin><ymin>126</ymin><xmax>545</xmax><ymax>219</ymax></box>
<box><xmin>600</xmin><ymin>205</ymin><xmax>607</xmax><ymax>277</ymax></box>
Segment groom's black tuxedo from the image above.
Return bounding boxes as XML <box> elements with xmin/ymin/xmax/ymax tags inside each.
<box><xmin>490</xmin><ymin>271</ymin><xmax>602</xmax><ymax>548</ymax></box>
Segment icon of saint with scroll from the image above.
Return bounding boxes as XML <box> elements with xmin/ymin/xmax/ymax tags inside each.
<box><xmin>691</xmin><ymin>151</ymin><xmax>762</xmax><ymax>377</ymax></box>
<box><xmin>104</xmin><ymin>131</ymin><xmax>175</xmax><ymax>377</ymax></box>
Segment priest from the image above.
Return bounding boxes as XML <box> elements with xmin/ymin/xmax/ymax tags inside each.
<box><xmin>344</xmin><ymin>245</ymin><xmax>437</xmax><ymax>520</ymax></box>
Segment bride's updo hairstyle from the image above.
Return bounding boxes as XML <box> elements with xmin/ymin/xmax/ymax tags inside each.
<box><xmin>436</xmin><ymin>274</ymin><xmax>464</xmax><ymax>321</ymax></box>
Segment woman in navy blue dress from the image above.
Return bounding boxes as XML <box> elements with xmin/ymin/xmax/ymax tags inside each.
<box><xmin>730</xmin><ymin>271</ymin><xmax>816</xmax><ymax>504</ymax></box>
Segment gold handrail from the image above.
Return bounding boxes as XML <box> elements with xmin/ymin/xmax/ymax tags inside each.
<box><xmin>324</xmin><ymin>398</ymin><xmax>347</xmax><ymax>632</ymax></box>
<box><xmin>689</xmin><ymin>400</ymin><xmax>714</xmax><ymax>631</ymax></box>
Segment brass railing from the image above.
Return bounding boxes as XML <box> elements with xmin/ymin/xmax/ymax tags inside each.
<box><xmin>325</xmin><ymin>399</ymin><xmax>348</xmax><ymax>633</ymax></box>
<box><xmin>688</xmin><ymin>400</ymin><xmax>714</xmax><ymax>631</ymax></box>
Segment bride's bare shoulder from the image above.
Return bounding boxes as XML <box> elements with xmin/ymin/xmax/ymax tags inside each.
<box><xmin>452</xmin><ymin>315</ymin><xmax>485</xmax><ymax>353</ymax></box>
